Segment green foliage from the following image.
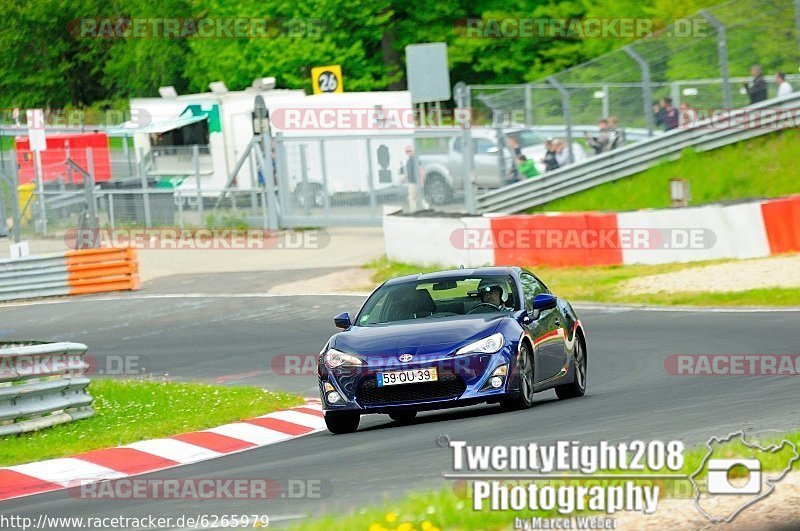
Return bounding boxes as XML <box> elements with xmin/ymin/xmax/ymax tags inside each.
<box><xmin>0</xmin><ymin>0</ymin><xmax>792</xmax><ymax>108</ymax></box>
<box><xmin>0</xmin><ymin>379</ymin><xmax>302</xmax><ymax>466</ymax></box>
<box><xmin>533</xmin><ymin>129</ymin><xmax>800</xmax><ymax>213</ymax></box>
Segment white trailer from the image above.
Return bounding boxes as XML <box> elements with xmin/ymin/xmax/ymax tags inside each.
<box><xmin>116</xmin><ymin>85</ymin><xmax>415</xmax><ymax>198</ymax></box>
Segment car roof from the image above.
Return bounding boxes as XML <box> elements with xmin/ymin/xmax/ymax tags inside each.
<box><xmin>385</xmin><ymin>266</ymin><xmax>520</xmax><ymax>286</ymax></box>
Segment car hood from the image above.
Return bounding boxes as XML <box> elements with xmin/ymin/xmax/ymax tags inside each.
<box><xmin>332</xmin><ymin>315</ymin><xmax>504</xmax><ymax>357</ymax></box>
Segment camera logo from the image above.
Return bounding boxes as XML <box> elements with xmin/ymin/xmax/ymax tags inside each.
<box><xmin>706</xmin><ymin>459</ymin><xmax>761</xmax><ymax>495</ymax></box>
<box><xmin>690</xmin><ymin>431</ymin><xmax>798</xmax><ymax>523</ymax></box>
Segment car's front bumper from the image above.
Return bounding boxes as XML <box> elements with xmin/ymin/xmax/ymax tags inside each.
<box><xmin>318</xmin><ymin>345</ymin><xmax>517</xmax><ymax>413</ymax></box>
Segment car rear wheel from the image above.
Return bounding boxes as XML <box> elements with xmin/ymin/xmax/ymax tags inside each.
<box><xmin>424</xmin><ymin>173</ymin><xmax>452</xmax><ymax>206</ymax></box>
<box><xmin>501</xmin><ymin>342</ymin><xmax>534</xmax><ymax>410</ymax></box>
<box><xmin>555</xmin><ymin>335</ymin><xmax>586</xmax><ymax>399</ymax></box>
<box><xmin>388</xmin><ymin>411</ymin><xmax>417</xmax><ymax>424</ymax></box>
<box><xmin>324</xmin><ymin>411</ymin><xmax>360</xmax><ymax>434</ymax></box>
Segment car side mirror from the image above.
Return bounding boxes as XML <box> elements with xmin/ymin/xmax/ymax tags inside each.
<box><xmin>334</xmin><ymin>312</ymin><xmax>352</xmax><ymax>329</ymax></box>
<box><xmin>532</xmin><ymin>294</ymin><xmax>557</xmax><ymax>311</ymax></box>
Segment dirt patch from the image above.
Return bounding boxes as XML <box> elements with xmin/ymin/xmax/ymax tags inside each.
<box><xmin>268</xmin><ymin>267</ymin><xmax>374</xmax><ymax>295</ymax></box>
<box><xmin>614</xmin><ymin>472</ymin><xmax>800</xmax><ymax>530</ymax></box>
<box><xmin>622</xmin><ymin>255</ymin><xmax>800</xmax><ymax>295</ymax></box>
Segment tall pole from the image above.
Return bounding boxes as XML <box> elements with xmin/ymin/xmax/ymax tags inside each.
<box><xmin>547</xmin><ymin>77</ymin><xmax>574</xmax><ymax>163</ymax></box>
<box><xmin>700</xmin><ymin>10</ymin><xmax>732</xmax><ymax>110</ymax></box>
<box><xmin>625</xmin><ymin>46</ymin><xmax>655</xmax><ymax>136</ymax></box>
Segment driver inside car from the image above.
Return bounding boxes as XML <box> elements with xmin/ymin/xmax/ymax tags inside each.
<box><xmin>477</xmin><ymin>280</ymin><xmax>513</xmax><ymax>311</ymax></box>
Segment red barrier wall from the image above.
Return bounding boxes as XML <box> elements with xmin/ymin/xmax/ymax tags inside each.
<box><xmin>15</xmin><ymin>132</ymin><xmax>112</xmax><ymax>184</ymax></box>
<box><xmin>761</xmin><ymin>195</ymin><xmax>800</xmax><ymax>254</ymax></box>
<box><xmin>490</xmin><ymin>213</ymin><xmax>623</xmax><ymax>267</ymax></box>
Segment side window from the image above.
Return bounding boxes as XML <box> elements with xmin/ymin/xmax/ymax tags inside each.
<box><xmin>520</xmin><ymin>273</ymin><xmax>546</xmax><ymax>309</ymax></box>
<box><xmin>473</xmin><ymin>138</ymin><xmax>495</xmax><ymax>154</ymax></box>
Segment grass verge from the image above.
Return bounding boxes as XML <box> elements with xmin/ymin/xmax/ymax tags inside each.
<box><xmin>0</xmin><ymin>379</ymin><xmax>303</xmax><ymax>467</ymax></box>
<box><xmin>295</xmin><ymin>428</ymin><xmax>800</xmax><ymax>531</ymax></box>
<box><xmin>530</xmin><ymin>129</ymin><xmax>800</xmax><ymax>213</ymax></box>
<box><xmin>364</xmin><ymin>256</ymin><xmax>800</xmax><ymax>307</ymax></box>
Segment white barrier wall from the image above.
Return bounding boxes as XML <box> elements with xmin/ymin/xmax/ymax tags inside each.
<box><xmin>383</xmin><ymin>215</ymin><xmax>493</xmax><ymax>268</ymax></box>
<box><xmin>618</xmin><ymin>202</ymin><xmax>771</xmax><ymax>265</ymax></box>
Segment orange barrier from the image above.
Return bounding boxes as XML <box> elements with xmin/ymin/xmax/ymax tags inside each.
<box><xmin>490</xmin><ymin>212</ymin><xmax>623</xmax><ymax>267</ymax></box>
<box><xmin>760</xmin><ymin>195</ymin><xmax>800</xmax><ymax>254</ymax></box>
<box><xmin>64</xmin><ymin>247</ymin><xmax>140</xmax><ymax>296</ymax></box>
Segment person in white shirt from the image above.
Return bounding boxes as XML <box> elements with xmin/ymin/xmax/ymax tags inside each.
<box><xmin>776</xmin><ymin>72</ymin><xmax>792</xmax><ymax>97</ymax></box>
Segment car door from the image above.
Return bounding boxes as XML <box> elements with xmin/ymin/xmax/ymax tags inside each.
<box><xmin>519</xmin><ymin>273</ymin><xmax>566</xmax><ymax>383</ymax></box>
<box><xmin>472</xmin><ymin>138</ymin><xmax>505</xmax><ymax>187</ymax></box>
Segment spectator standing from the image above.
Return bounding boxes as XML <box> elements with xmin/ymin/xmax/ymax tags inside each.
<box><xmin>554</xmin><ymin>139</ymin><xmax>570</xmax><ymax>168</ymax></box>
<box><xmin>517</xmin><ymin>154</ymin><xmax>539</xmax><ymax>179</ymax></box>
<box><xmin>775</xmin><ymin>71</ymin><xmax>793</xmax><ymax>97</ymax></box>
<box><xmin>744</xmin><ymin>65</ymin><xmax>768</xmax><ymax>105</ymax></box>
<box><xmin>542</xmin><ymin>138</ymin><xmax>559</xmax><ymax>172</ymax></box>
<box><xmin>403</xmin><ymin>145</ymin><xmax>424</xmax><ymax>212</ymax></box>
<box><xmin>584</xmin><ymin>118</ymin><xmax>610</xmax><ymax>154</ymax></box>
<box><xmin>653</xmin><ymin>101</ymin><xmax>664</xmax><ymax>128</ymax></box>
<box><xmin>662</xmin><ymin>97</ymin><xmax>679</xmax><ymax>131</ymax></box>
<box><xmin>606</xmin><ymin>116</ymin><xmax>625</xmax><ymax>150</ymax></box>
<box><xmin>679</xmin><ymin>102</ymin><xmax>697</xmax><ymax>128</ymax></box>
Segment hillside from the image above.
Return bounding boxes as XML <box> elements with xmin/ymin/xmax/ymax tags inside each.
<box><xmin>533</xmin><ymin>129</ymin><xmax>800</xmax><ymax>213</ymax></box>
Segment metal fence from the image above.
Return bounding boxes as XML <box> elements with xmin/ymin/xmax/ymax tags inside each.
<box><xmin>0</xmin><ymin>341</ymin><xmax>93</xmax><ymax>436</ymax></box>
<box><xmin>273</xmin><ymin>129</ymin><xmax>480</xmax><ymax>227</ymax></box>
<box><xmin>478</xmin><ymin>90</ymin><xmax>800</xmax><ymax>213</ymax></box>
<box><xmin>468</xmin><ymin>0</ymin><xmax>800</xmax><ymax>139</ymax></box>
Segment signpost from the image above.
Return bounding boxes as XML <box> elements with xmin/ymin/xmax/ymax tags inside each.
<box><xmin>26</xmin><ymin>109</ymin><xmax>48</xmax><ymax>236</ymax></box>
<box><xmin>311</xmin><ymin>65</ymin><xmax>344</xmax><ymax>94</ymax></box>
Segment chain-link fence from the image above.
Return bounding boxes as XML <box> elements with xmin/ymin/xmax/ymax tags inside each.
<box><xmin>469</xmin><ymin>0</ymin><xmax>800</xmax><ymax>138</ymax></box>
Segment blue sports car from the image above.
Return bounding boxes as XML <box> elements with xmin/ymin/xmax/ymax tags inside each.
<box><xmin>317</xmin><ymin>266</ymin><xmax>587</xmax><ymax>434</ymax></box>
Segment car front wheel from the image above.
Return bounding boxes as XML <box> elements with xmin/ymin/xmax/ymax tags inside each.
<box><xmin>324</xmin><ymin>411</ymin><xmax>360</xmax><ymax>434</ymax></box>
<box><xmin>501</xmin><ymin>342</ymin><xmax>534</xmax><ymax>410</ymax></box>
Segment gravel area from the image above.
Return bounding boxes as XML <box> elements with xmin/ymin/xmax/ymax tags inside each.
<box><xmin>614</xmin><ymin>472</ymin><xmax>800</xmax><ymax>530</ymax></box>
<box><xmin>623</xmin><ymin>255</ymin><xmax>800</xmax><ymax>295</ymax></box>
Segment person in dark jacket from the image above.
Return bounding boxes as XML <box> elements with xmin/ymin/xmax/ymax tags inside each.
<box><xmin>662</xmin><ymin>97</ymin><xmax>679</xmax><ymax>131</ymax></box>
<box><xmin>541</xmin><ymin>138</ymin><xmax>559</xmax><ymax>171</ymax></box>
<box><xmin>744</xmin><ymin>65</ymin><xmax>767</xmax><ymax>105</ymax></box>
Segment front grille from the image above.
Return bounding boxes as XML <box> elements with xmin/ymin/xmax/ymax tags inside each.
<box><xmin>357</xmin><ymin>373</ymin><xmax>466</xmax><ymax>405</ymax></box>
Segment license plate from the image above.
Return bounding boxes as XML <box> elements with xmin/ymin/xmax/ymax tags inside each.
<box><xmin>377</xmin><ymin>367</ymin><xmax>438</xmax><ymax>387</ymax></box>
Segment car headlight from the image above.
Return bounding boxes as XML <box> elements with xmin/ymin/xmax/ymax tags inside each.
<box><xmin>455</xmin><ymin>333</ymin><xmax>504</xmax><ymax>356</ymax></box>
<box><xmin>325</xmin><ymin>348</ymin><xmax>363</xmax><ymax>368</ymax></box>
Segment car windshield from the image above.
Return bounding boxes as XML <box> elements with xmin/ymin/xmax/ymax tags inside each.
<box><xmin>356</xmin><ymin>274</ymin><xmax>518</xmax><ymax>327</ymax></box>
<box><xmin>508</xmin><ymin>130</ymin><xmax>546</xmax><ymax>148</ymax></box>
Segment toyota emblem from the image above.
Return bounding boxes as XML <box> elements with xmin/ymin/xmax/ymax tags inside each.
<box><xmin>398</xmin><ymin>354</ymin><xmax>413</xmax><ymax>363</ymax></box>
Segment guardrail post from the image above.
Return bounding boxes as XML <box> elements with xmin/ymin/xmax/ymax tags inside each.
<box><xmin>524</xmin><ymin>83</ymin><xmax>533</xmax><ymax>126</ymax></box>
<box><xmin>84</xmin><ymin>148</ymin><xmax>98</xmax><ymax>233</ymax></box>
<box><xmin>8</xmin><ymin>169</ymin><xmax>21</xmax><ymax>242</ymax></box>
<box><xmin>547</xmin><ymin>77</ymin><xmax>574</xmax><ymax>163</ymax></box>
<box><xmin>624</xmin><ymin>46</ymin><xmax>655</xmax><ymax>137</ymax></box>
<box><xmin>0</xmin><ymin>174</ymin><xmax>7</xmax><ymax>238</ymax></box>
<box><xmin>700</xmin><ymin>10</ymin><xmax>732</xmax><ymax>110</ymax></box>
<box><xmin>299</xmin><ymin>144</ymin><xmax>311</xmax><ymax>216</ymax></box>
<box><xmin>795</xmin><ymin>0</ymin><xmax>800</xmax><ymax>60</ymax></box>
<box><xmin>193</xmin><ymin>145</ymin><xmax>204</xmax><ymax>224</ymax></box>
<box><xmin>138</xmin><ymin>148</ymin><xmax>152</xmax><ymax>228</ymax></box>
<box><xmin>318</xmin><ymin>140</ymin><xmax>331</xmax><ymax>215</ymax></box>
<box><xmin>33</xmin><ymin>149</ymin><xmax>47</xmax><ymax>237</ymax></box>
<box><xmin>462</xmin><ymin>126</ymin><xmax>477</xmax><ymax>214</ymax></box>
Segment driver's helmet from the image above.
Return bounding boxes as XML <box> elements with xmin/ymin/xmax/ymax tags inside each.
<box><xmin>477</xmin><ymin>278</ymin><xmax>507</xmax><ymax>303</ymax></box>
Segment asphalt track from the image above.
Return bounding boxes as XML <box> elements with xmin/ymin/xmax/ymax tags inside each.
<box><xmin>2</xmin><ymin>270</ymin><xmax>799</xmax><ymax>528</ymax></box>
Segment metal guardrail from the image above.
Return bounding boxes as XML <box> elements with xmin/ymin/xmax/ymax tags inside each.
<box><xmin>0</xmin><ymin>248</ymin><xmax>140</xmax><ymax>302</ymax></box>
<box><xmin>477</xmin><ymin>93</ymin><xmax>800</xmax><ymax>213</ymax></box>
<box><xmin>0</xmin><ymin>341</ymin><xmax>93</xmax><ymax>436</ymax></box>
